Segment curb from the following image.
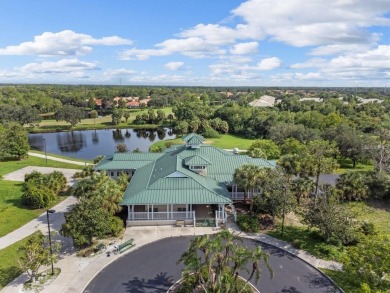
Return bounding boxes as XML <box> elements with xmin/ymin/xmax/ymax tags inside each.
<box><xmin>242</xmin><ymin>234</ymin><xmax>345</xmax><ymax>293</ymax></box>
<box><xmin>80</xmin><ymin>230</ymin><xmax>218</xmax><ymax>293</ymax></box>
<box><xmin>80</xmin><ymin>231</ymin><xmax>344</xmax><ymax>293</ymax></box>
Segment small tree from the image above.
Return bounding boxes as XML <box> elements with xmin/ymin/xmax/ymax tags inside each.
<box><xmin>18</xmin><ymin>231</ymin><xmax>61</xmax><ymax>282</ymax></box>
<box><xmin>304</xmin><ymin>140</ymin><xmax>339</xmax><ymax>196</ymax></box>
<box><xmin>248</xmin><ymin>140</ymin><xmax>281</xmax><ymax>159</ymax></box>
<box><xmin>0</xmin><ymin>122</ymin><xmax>30</xmax><ymax>160</ymax></box>
<box><xmin>304</xmin><ymin>188</ymin><xmax>358</xmax><ymax>245</ymax></box>
<box><xmin>342</xmin><ymin>236</ymin><xmax>390</xmax><ymax>291</ymax></box>
<box><xmin>88</xmin><ymin>110</ymin><xmax>98</xmax><ymax>125</ymax></box>
<box><xmin>55</xmin><ymin>105</ymin><xmax>84</xmax><ymax>128</ymax></box>
<box><xmin>116</xmin><ymin>143</ymin><xmax>128</xmax><ymax>153</ymax></box>
<box><xmin>123</xmin><ymin>112</ymin><xmax>130</xmax><ymax>123</ymax></box>
<box><xmin>112</xmin><ymin>108</ymin><xmax>123</xmax><ymax>125</ymax></box>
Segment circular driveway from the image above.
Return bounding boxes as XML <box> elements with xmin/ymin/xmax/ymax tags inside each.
<box><xmin>85</xmin><ymin>236</ymin><xmax>341</xmax><ymax>293</ymax></box>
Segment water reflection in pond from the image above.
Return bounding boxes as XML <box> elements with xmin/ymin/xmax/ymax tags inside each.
<box><xmin>29</xmin><ymin>128</ymin><xmax>175</xmax><ymax>160</ymax></box>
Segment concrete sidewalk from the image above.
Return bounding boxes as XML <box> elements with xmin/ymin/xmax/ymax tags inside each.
<box><xmin>28</xmin><ymin>152</ymin><xmax>91</xmax><ymax>166</ymax></box>
<box><xmin>0</xmin><ymin>196</ymin><xmax>78</xmax><ymax>250</ymax></box>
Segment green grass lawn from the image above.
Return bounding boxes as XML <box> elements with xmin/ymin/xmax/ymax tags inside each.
<box><xmin>344</xmin><ymin>200</ymin><xmax>390</xmax><ymax>235</ymax></box>
<box><xmin>32</xmin><ymin>107</ymin><xmax>174</xmax><ymax>132</ymax></box>
<box><xmin>0</xmin><ymin>155</ymin><xmax>83</xmax><ymax>237</ymax></box>
<box><xmin>28</xmin><ymin>150</ymin><xmax>93</xmax><ymax>164</ymax></box>
<box><xmin>203</xmin><ymin>134</ymin><xmax>256</xmax><ymax>150</ymax></box>
<box><xmin>0</xmin><ymin>155</ymin><xmax>84</xmax><ymax>178</ymax></box>
<box><xmin>0</xmin><ymin>181</ymin><xmax>41</xmax><ymax>237</ymax></box>
<box><xmin>335</xmin><ymin>158</ymin><xmax>373</xmax><ymax>174</ymax></box>
<box><xmin>150</xmin><ymin>134</ymin><xmax>256</xmax><ymax>151</ymax></box>
<box><xmin>0</xmin><ymin>236</ymin><xmax>30</xmax><ymax>290</ymax></box>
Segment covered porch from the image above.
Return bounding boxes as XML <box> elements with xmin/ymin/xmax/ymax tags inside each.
<box><xmin>125</xmin><ymin>204</ymin><xmax>227</xmax><ymax>227</ymax></box>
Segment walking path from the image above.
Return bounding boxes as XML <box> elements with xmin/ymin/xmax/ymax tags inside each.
<box><xmin>0</xmin><ymin>196</ymin><xmax>78</xmax><ymax>250</ymax></box>
<box><xmin>28</xmin><ymin>152</ymin><xmax>91</xmax><ymax>166</ymax></box>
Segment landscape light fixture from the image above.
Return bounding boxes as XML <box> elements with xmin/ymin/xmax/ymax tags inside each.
<box><xmin>42</xmin><ymin>138</ymin><xmax>47</xmax><ymax>166</ymax></box>
<box><xmin>46</xmin><ymin>209</ymin><xmax>56</xmax><ymax>275</ymax></box>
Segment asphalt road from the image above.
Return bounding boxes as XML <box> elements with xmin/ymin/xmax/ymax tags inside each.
<box><xmin>84</xmin><ymin>236</ymin><xmax>341</xmax><ymax>293</ymax></box>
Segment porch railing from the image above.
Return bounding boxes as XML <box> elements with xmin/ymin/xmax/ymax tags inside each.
<box><xmin>230</xmin><ymin>192</ymin><xmax>255</xmax><ymax>200</ymax></box>
<box><xmin>130</xmin><ymin>211</ymin><xmax>194</xmax><ymax>221</ymax></box>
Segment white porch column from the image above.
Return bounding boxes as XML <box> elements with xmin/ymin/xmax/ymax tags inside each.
<box><xmin>171</xmin><ymin>204</ymin><xmax>173</xmax><ymax>219</ymax></box>
<box><xmin>132</xmin><ymin>205</ymin><xmax>134</xmax><ymax>220</ymax></box>
<box><xmin>186</xmin><ymin>204</ymin><xmax>188</xmax><ymax>219</ymax></box>
<box><xmin>127</xmin><ymin>205</ymin><xmax>130</xmax><ymax>221</ymax></box>
<box><xmin>193</xmin><ymin>210</ymin><xmax>196</xmax><ymax>226</ymax></box>
<box><xmin>147</xmin><ymin>204</ymin><xmax>149</xmax><ymax>220</ymax></box>
<box><xmin>167</xmin><ymin>204</ymin><xmax>169</xmax><ymax>219</ymax></box>
<box><xmin>151</xmin><ymin>205</ymin><xmax>154</xmax><ymax>220</ymax></box>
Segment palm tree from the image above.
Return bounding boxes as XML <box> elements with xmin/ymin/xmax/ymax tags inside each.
<box><xmin>177</xmin><ymin>230</ymin><xmax>273</xmax><ymax>292</ymax></box>
<box><xmin>233</xmin><ymin>165</ymin><xmax>266</xmax><ymax>210</ymax></box>
<box><xmin>291</xmin><ymin>178</ymin><xmax>315</xmax><ymax>204</ymax></box>
<box><xmin>336</xmin><ymin>172</ymin><xmax>368</xmax><ymax>201</ymax></box>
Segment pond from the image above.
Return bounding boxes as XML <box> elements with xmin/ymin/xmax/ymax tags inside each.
<box><xmin>28</xmin><ymin>128</ymin><xmax>176</xmax><ymax>160</ymax></box>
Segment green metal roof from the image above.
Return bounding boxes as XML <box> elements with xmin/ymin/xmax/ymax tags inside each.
<box><xmin>94</xmin><ymin>134</ymin><xmax>274</xmax><ymax>206</ymax></box>
<box><xmin>184</xmin><ymin>155</ymin><xmax>212</xmax><ymax>166</ymax></box>
<box><xmin>122</xmin><ymin>150</ymin><xmax>231</xmax><ymax>205</ymax></box>
<box><xmin>182</xmin><ymin>133</ymin><xmax>205</xmax><ymax>142</ymax></box>
<box><xmin>94</xmin><ymin>153</ymin><xmax>163</xmax><ymax>171</ymax></box>
<box><xmin>186</xmin><ymin>136</ymin><xmax>204</xmax><ymax>145</ymax></box>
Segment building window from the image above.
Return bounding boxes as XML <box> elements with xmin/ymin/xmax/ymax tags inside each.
<box><xmin>177</xmin><ymin>207</ymin><xmax>186</xmax><ymax>212</ymax></box>
<box><xmin>110</xmin><ymin>171</ymin><xmax>114</xmax><ymax>177</ymax></box>
<box><xmin>148</xmin><ymin>207</ymin><xmax>158</xmax><ymax>212</ymax></box>
<box><xmin>191</xmin><ymin>165</ymin><xmax>205</xmax><ymax>170</ymax></box>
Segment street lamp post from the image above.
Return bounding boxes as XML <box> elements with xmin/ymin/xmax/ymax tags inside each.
<box><xmin>281</xmin><ymin>185</ymin><xmax>287</xmax><ymax>238</ymax></box>
<box><xmin>42</xmin><ymin>138</ymin><xmax>47</xmax><ymax>166</ymax></box>
<box><xmin>46</xmin><ymin>209</ymin><xmax>55</xmax><ymax>275</ymax></box>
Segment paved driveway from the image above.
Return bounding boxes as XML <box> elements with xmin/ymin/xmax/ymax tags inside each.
<box><xmin>85</xmin><ymin>236</ymin><xmax>340</xmax><ymax>293</ymax></box>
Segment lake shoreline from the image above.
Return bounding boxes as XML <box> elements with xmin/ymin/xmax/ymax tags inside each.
<box><xmin>27</xmin><ymin>123</ymin><xmax>172</xmax><ymax>134</ymax></box>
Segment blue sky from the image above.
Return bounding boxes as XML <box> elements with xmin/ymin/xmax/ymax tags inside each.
<box><xmin>1</xmin><ymin>0</ymin><xmax>390</xmax><ymax>86</ymax></box>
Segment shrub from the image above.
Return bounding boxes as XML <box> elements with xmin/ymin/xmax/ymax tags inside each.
<box><xmin>109</xmin><ymin>216</ymin><xmax>124</xmax><ymax>237</ymax></box>
<box><xmin>22</xmin><ymin>182</ymin><xmax>56</xmax><ymax>209</ymax></box>
<box><xmin>202</xmin><ymin>127</ymin><xmax>221</xmax><ymax>138</ymax></box>
<box><xmin>237</xmin><ymin>214</ymin><xmax>258</xmax><ymax>233</ymax></box>
<box><xmin>93</xmin><ymin>155</ymin><xmax>104</xmax><ymax>164</ymax></box>
<box><xmin>360</xmin><ymin>221</ymin><xmax>376</xmax><ymax>236</ymax></box>
<box><xmin>292</xmin><ymin>239</ymin><xmax>303</xmax><ymax>249</ymax></box>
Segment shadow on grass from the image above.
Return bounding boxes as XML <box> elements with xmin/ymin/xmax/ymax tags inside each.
<box><xmin>0</xmin><ymin>266</ymin><xmax>22</xmax><ymax>289</ymax></box>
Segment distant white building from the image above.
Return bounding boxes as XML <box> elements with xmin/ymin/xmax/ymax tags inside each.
<box><xmin>249</xmin><ymin>95</ymin><xmax>276</xmax><ymax>107</ymax></box>
<box><xmin>299</xmin><ymin>97</ymin><xmax>323</xmax><ymax>102</ymax></box>
<box><xmin>357</xmin><ymin>97</ymin><xmax>384</xmax><ymax>105</ymax></box>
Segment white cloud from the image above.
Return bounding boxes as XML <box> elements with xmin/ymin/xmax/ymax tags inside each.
<box><xmin>232</xmin><ymin>0</ymin><xmax>390</xmax><ymax>47</ymax></box>
<box><xmin>104</xmin><ymin>69</ymin><xmax>137</xmax><ymax>76</ymax></box>
<box><xmin>0</xmin><ymin>59</ymin><xmax>99</xmax><ymax>81</ymax></box>
<box><xmin>0</xmin><ymin>30</ymin><xmax>132</xmax><ymax>56</ymax></box>
<box><xmin>256</xmin><ymin>57</ymin><xmax>282</xmax><ymax>70</ymax></box>
<box><xmin>165</xmin><ymin>62</ymin><xmax>184</xmax><ymax>71</ymax></box>
<box><xmin>288</xmin><ymin>45</ymin><xmax>390</xmax><ymax>82</ymax></box>
<box><xmin>119</xmin><ymin>0</ymin><xmax>390</xmax><ymax>63</ymax></box>
<box><xmin>19</xmin><ymin>59</ymin><xmax>99</xmax><ymax>73</ymax></box>
<box><xmin>230</xmin><ymin>42</ymin><xmax>258</xmax><ymax>55</ymax></box>
<box><xmin>209</xmin><ymin>56</ymin><xmax>281</xmax><ymax>77</ymax></box>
